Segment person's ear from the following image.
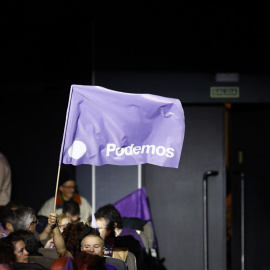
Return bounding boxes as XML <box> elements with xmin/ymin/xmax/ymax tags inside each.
<box><xmin>27</xmin><ymin>224</ymin><xmax>31</xmax><ymax>231</ymax></box>
<box><xmin>81</xmin><ymin>247</ymin><xmax>83</xmax><ymax>251</ymax></box>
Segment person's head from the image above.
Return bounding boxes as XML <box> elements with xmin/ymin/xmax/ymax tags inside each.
<box><xmin>94</xmin><ymin>218</ymin><xmax>112</xmax><ymax>241</ymax></box>
<box><xmin>89</xmin><ymin>205</ymin><xmax>116</xmax><ymax>240</ymax></box>
<box><xmin>11</xmin><ymin>207</ymin><xmax>37</xmax><ymax>233</ymax></box>
<box><xmin>62</xmin><ymin>223</ymin><xmax>103</xmax><ymax>258</ymax></box>
<box><xmin>0</xmin><ymin>209</ymin><xmax>15</xmax><ymax>234</ymax></box>
<box><xmin>58</xmin><ymin>214</ymin><xmax>72</xmax><ymax>233</ymax></box>
<box><xmin>5</xmin><ymin>201</ymin><xmax>23</xmax><ymax>211</ymax></box>
<box><xmin>50</xmin><ymin>256</ymin><xmax>77</xmax><ymax>270</ymax></box>
<box><xmin>4</xmin><ymin>232</ymin><xmax>29</xmax><ymax>263</ymax></box>
<box><xmin>95</xmin><ymin>204</ymin><xmax>123</xmax><ymax>229</ymax></box>
<box><xmin>61</xmin><ymin>223</ymin><xmax>86</xmax><ymax>258</ymax></box>
<box><xmin>80</xmin><ymin>234</ymin><xmax>104</xmax><ymax>257</ymax></box>
<box><xmin>58</xmin><ymin>169</ymin><xmax>77</xmax><ymax>201</ymax></box>
<box><xmin>63</xmin><ymin>201</ymin><xmax>80</xmax><ymax>223</ymax></box>
<box><xmin>75</xmin><ymin>252</ymin><xmax>107</xmax><ymax>270</ymax></box>
<box><xmin>15</xmin><ymin>230</ymin><xmax>39</xmax><ymax>256</ymax></box>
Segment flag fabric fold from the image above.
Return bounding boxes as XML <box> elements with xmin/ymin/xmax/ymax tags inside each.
<box><xmin>113</xmin><ymin>187</ymin><xmax>151</xmax><ymax>221</ymax></box>
<box><xmin>59</xmin><ymin>85</ymin><xmax>185</xmax><ymax>168</ymax></box>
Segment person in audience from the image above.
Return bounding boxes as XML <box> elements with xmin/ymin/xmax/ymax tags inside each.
<box><xmin>11</xmin><ymin>207</ymin><xmax>40</xmax><ymax>240</ymax></box>
<box><xmin>11</xmin><ymin>207</ymin><xmax>36</xmax><ymax>233</ymax></box>
<box><xmin>57</xmin><ymin>214</ymin><xmax>72</xmax><ymax>234</ymax></box>
<box><xmin>10</xmin><ymin>206</ymin><xmax>45</xmax><ymax>251</ymax></box>
<box><xmin>15</xmin><ymin>230</ymin><xmax>41</xmax><ymax>256</ymax></box>
<box><xmin>0</xmin><ymin>209</ymin><xmax>15</xmax><ymax>238</ymax></box>
<box><xmin>0</xmin><ymin>232</ymin><xmax>29</xmax><ymax>263</ymax></box>
<box><xmin>62</xmin><ymin>201</ymin><xmax>80</xmax><ymax>224</ymax></box>
<box><xmin>93</xmin><ymin>204</ymin><xmax>145</xmax><ymax>249</ymax></box>
<box><xmin>43</xmin><ymin>214</ymin><xmax>72</xmax><ymax>248</ymax></box>
<box><xmin>48</xmin><ymin>213</ymin><xmax>117</xmax><ymax>270</ymax></box>
<box><xmin>75</xmin><ymin>252</ymin><xmax>112</xmax><ymax>270</ymax></box>
<box><xmin>4</xmin><ymin>201</ymin><xmax>23</xmax><ymax>212</ymax></box>
<box><xmin>0</xmin><ymin>232</ymin><xmax>47</xmax><ymax>269</ymax></box>
<box><xmin>48</xmin><ymin>213</ymin><xmax>102</xmax><ymax>258</ymax></box>
<box><xmin>90</xmin><ymin>206</ymin><xmax>144</xmax><ymax>270</ymax></box>
<box><xmin>38</xmin><ymin>167</ymin><xmax>91</xmax><ymax>223</ymax></box>
<box><xmin>0</xmin><ymin>152</ymin><xmax>11</xmax><ymax>206</ymax></box>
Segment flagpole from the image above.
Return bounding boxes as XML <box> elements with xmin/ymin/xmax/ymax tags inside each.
<box><xmin>92</xmin><ymin>165</ymin><xmax>96</xmax><ymax>213</ymax></box>
<box><xmin>91</xmin><ymin>21</ymin><xmax>96</xmax><ymax>213</ymax></box>
<box><xmin>53</xmin><ymin>165</ymin><xmax>61</xmax><ymax>213</ymax></box>
<box><xmin>138</xmin><ymin>164</ymin><xmax>142</xmax><ymax>189</ymax></box>
<box><xmin>56</xmin><ymin>85</ymin><xmax>74</xmax><ymax>213</ymax></box>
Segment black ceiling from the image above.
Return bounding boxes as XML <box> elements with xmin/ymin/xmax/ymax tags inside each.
<box><xmin>1</xmin><ymin>1</ymin><xmax>269</xmax><ymax>85</ymax></box>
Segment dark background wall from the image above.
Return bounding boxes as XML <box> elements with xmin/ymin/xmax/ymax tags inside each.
<box><xmin>230</xmin><ymin>104</ymin><xmax>270</xmax><ymax>270</ymax></box>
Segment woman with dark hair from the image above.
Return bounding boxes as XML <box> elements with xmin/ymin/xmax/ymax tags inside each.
<box><xmin>0</xmin><ymin>232</ymin><xmax>47</xmax><ymax>269</ymax></box>
<box><xmin>61</xmin><ymin>222</ymin><xmax>88</xmax><ymax>258</ymax></box>
<box><xmin>1</xmin><ymin>232</ymin><xmax>29</xmax><ymax>263</ymax></box>
<box><xmin>15</xmin><ymin>230</ymin><xmax>41</xmax><ymax>256</ymax></box>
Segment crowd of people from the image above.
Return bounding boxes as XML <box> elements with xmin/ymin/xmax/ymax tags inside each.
<box><xmin>0</xmin><ymin>164</ymin><xmax>163</xmax><ymax>270</ymax></box>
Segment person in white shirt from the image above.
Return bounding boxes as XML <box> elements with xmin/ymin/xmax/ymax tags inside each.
<box><xmin>38</xmin><ymin>168</ymin><xmax>91</xmax><ymax>223</ymax></box>
<box><xmin>0</xmin><ymin>152</ymin><xmax>11</xmax><ymax>206</ymax></box>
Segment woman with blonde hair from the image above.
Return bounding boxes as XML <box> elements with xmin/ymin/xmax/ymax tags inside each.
<box><xmin>43</xmin><ymin>214</ymin><xmax>72</xmax><ymax>249</ymax></box>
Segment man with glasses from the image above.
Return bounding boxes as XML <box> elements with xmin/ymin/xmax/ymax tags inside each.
<box><xmin>11</xmin><ymin>207</ymin><xmax>37</xmax><ymax>232</ymax></box>
<box><xmin>10</xmin><ymin>206</ymin><xmax>41</xmax><ymax>245</ymax></box>
<box><xmin>38</xmin><ymin>168</ymin><xmax>92</xmax><ymax>223</ymax></box>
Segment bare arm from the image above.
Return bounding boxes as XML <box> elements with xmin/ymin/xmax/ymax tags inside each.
<box><xmin>48</xmin><ymin>213</ymin><xmax>73</xmax><ymax>259</ymax></box>
<box><xmin>39</xmin><ymin>224</ymin><xmax>52</xmax><ymax>241</ymax></box>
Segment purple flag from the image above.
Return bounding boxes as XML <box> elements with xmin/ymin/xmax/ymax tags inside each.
<box><xmin>59</xmin><ymin>85</ymin><xmax>185</xmax><ymax>168</ymax></box>
<box><xmin>114</xmin><ymin>187</ymin><xmax>151</xmax><ymax>221</ymax></box>
<box><xmin>114</xmin><ymin>187</ymin><xmax>157</xmax><ymax>248</ymax></box>
<box><xmin>91</xmin><ymin>211</ymin><xmax>98</xmax><ymax>228</ymax></box>
<box><xmin>64</xmin><ymin>257</ymin><xmax>74</xmax><ymax>270</ymax></box>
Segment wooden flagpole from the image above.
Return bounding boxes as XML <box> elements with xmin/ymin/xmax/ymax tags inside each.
<box><xmin>53</xmin><ymin>165</ymin><xmax>61</xmax><ymax>213</ymax></box>
<box><xmin>91</xmin><ymin>22</ymin><xmax>96</xmax><ymax>213</ymax></box>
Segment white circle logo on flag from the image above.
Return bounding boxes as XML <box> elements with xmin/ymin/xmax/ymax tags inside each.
<box><xmin>68</xmin><ymin>141</ymin><xmax>87</xmax><ymax>160</ymax></box>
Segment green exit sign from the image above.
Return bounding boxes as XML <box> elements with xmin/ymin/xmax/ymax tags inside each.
<box><xmin>210</xmin><ymin>87</ymin><xmax>240</xmax><ymax>98</ymax></box>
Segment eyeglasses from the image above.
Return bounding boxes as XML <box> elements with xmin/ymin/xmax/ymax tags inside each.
<box><xmin>62</xmin><ymin>185</ymin><xmax>77</xmax><ymax>190</ymax></box>
<box><xmin>31</xmin><ymin>219</ymin><xmax>38</xmax><ymax>225</ymax></box>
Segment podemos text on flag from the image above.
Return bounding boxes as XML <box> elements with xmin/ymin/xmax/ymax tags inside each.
<box><xmin>59</xmin><ymin>85</ymin><xmax>185</xmax><ymax>168</ymax></box>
